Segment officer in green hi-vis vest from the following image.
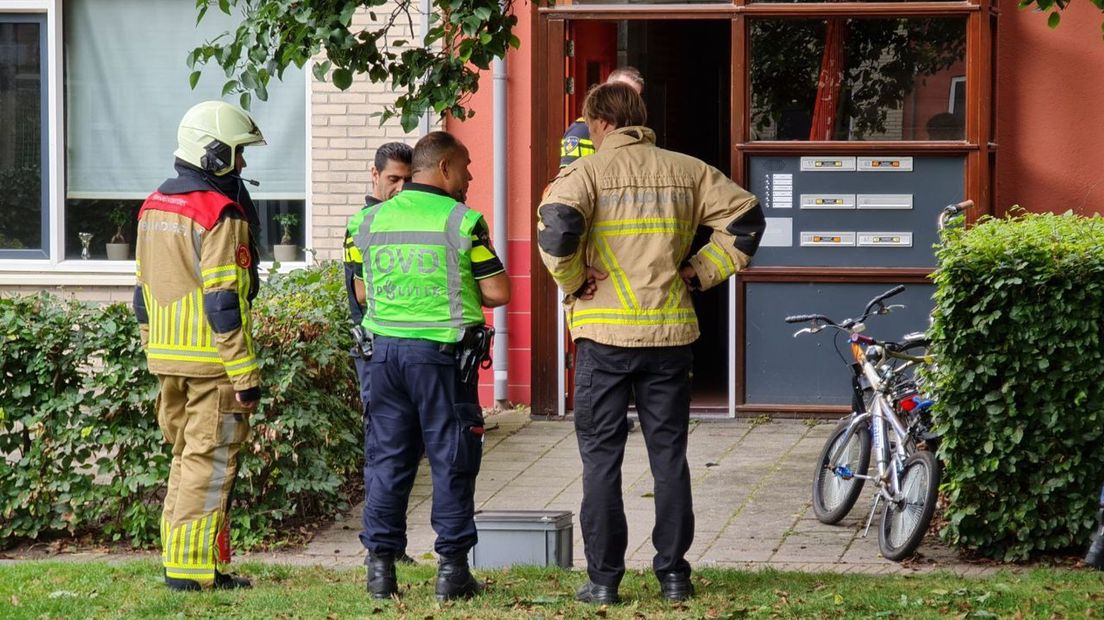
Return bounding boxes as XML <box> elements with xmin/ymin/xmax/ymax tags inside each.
<box><xmin>349</xmin><ymin>131</ymin><xmax>511</xmax><ymax>602</ymax></box>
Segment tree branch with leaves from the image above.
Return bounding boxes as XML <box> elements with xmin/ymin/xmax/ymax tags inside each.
<box><xmin>187</xmin><ymin>0</ymin><xmax>520</xmax><ymax>132</ymax></box>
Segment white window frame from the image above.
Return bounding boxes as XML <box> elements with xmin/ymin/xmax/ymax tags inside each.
<box><xmin>0</xmin><ymin>0</ymin><xmax>313</xmax><ymax>286</ymax></box>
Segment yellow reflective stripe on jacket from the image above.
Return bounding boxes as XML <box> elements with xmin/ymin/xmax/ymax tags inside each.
<box><xmin>202</xmin><ymin>264</ymin><xmax>237</xmax><ymax>286</ymax></box>
<box><xmin>224</xmin><ymin>355</ymin><xmax>258</xmax><ymax>377</ymax></box>
<box><xmin>593</xmin><ymin>235</ymin><xmax>638</xmax><ymax>310</ymax></box>
<box><xmin>592</xmin><ymin>217</ymin><xmax>694</xmax><ymax>237</ymax></box>
<box><xmin>702</xmin><ymin>242</ymin><xmax>737</xmax><ymax>278</ymax></box>
<box><xmin>569</xmin><ymin>307</ymin><xmax>698</xmax><ymax>329</ymax></box>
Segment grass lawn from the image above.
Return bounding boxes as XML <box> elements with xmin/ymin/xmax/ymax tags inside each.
<box><xmin>1</xmin><ymin>560</ymin><xmax>1102</xmax><ymax>619</ymax></box>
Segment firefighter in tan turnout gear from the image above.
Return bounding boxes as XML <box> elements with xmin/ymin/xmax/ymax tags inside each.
<box><xmin>133</xmin><ymin>100</ymin><xmax>265</xmax><ymax>591</ymax></box>
<box><xmin>538</xmin><ymin>82</ymin><xmax>764</xmax><ymax>605</ymax></box>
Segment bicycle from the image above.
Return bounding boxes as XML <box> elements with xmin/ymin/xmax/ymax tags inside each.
<box><xmin>787</xmin><ymin>288</ymin><xmax>939</xmax><ymax>560</ymax></box>
<box><xmin>787</xmin><ymin>200</ymin><xmax>973</xmax><ymax>560</ymax></box>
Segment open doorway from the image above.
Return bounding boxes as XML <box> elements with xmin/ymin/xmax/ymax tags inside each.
<box><xmin>564</xmin><ymin>19</ymin><xmax>732</xmax><ymax>412</ymax></box>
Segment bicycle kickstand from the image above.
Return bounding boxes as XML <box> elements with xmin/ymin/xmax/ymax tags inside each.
<box><xmin>863</xmin><ymin>494</ymin><xmax>882</xmax><ymax>538</ymax></box>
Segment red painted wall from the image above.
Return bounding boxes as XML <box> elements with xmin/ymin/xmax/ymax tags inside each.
<box><xmin>448</xmin><ymin>2</ymin><xmax>535</xmax><ymax>406</ymax></box>
<box><xmin>996</xmin><ymin>0</ymin><xmax>1104</xmax><ymax>215</ymax></box>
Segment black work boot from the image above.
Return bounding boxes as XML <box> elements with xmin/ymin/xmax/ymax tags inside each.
<box><xmin>397</xmin><ymin>552</ymin><xmax>417</xmax><ymax>565</ymax></box>
<box><xmin>367</xmin><ymin>553</ymin><xmax>398</xmax><ymax>599</ymax></box>
<box><xmin>435</xmin><ymin>556</ymin><xmax>483</xmax><ymax>601</ymax></box>
<box><xmin>575</xmin><ymin>580</ymin><xmax>621</xmax><ymax>604</ymax></box>
<box><xmin>214</xmin><ymin>571</ymin><xmax>252</xmax><ymax>589</ymax></box>
<box><xmin>658</xmin><ymin>571</ymin><xmax>694</xmax><ymax>602</ymax></box>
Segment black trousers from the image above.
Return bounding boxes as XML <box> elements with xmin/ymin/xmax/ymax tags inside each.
<box><xmin>573</xmin><ymin>338</ymin><xmax>695</xmax><ymax>588</ymax></box>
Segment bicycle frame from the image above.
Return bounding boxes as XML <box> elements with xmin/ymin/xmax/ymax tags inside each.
<box><xmin>828</xmin><ymin>348</ymin><xmax>927</xmax><ymax>505</ymax></box>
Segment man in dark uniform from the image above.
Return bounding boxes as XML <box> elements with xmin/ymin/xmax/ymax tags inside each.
<box><xmin>351</xmin><ymin>131</ymin><xmax>511</xmax><ymax>601</ymax></box>
<box><xmin>343</xmin><ymin>142</ymin><xmax>414</xmax><ymax>565</ymax></box>
<box><xmin>559</xmin><ymin>67</ymin><xmax>644</xmax><ymax>168</ymax></box>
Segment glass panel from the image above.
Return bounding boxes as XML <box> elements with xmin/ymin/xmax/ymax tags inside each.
<box><xmin>0</xmin><ymin>18</ymin><xmax>46</xmax><ymax>255</ymax></box>
<box><xmin>749</xmin><ymin>17</ymin><xmax>966</xmax><ymax>141</ymax></box>
<box><xmin>63</xmin><ymin>0</ymin><xmax>305</xmax><ymax>198</ymax></box>
<box><xmin>64</xmin><ymin>199</ymin><xmax>306</xmax><ymax>261</ymax></box>
<box><xmin>63</xmin><ymin>0</ymin><xmax>308</xmax><ymax>261</ymax></box>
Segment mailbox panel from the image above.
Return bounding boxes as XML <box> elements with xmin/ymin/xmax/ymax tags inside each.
<box><xmin>750</xmin><ymin>156</ymin><xmax>964</xmax><ymax>267</ymax></box>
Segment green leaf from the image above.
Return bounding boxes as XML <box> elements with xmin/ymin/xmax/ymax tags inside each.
<box><xmin>189</xmin><ymin>70</ymin><xmax>202</xmax><ymax>90</ymax></box>
<box><xmin>1048</xmin><ymin>11</ymin><xmax>1061</xmax><ymax>28</ymax></box>
<box><xmin>221</xmin><ymin>79</ymin><xmax>238</xmax><ymax>97</ymax></box>
<box><xmin>218</xmin><ymin>0</ymin><xmax>231</xmax><ymax>15</ymax></box>
<box><xmin>332</xmin><ymin>68</ymin><xmax>353</xmax><ymax>90</ymax></box>
<box><xmin>239</xmin><ymin>91</ymin><xmax>251</xmax><ymax>110</ymax></box>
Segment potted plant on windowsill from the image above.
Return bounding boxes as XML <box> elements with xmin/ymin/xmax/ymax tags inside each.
<box><xmin>273</xmin><ymin>212</ymin><xmax>299</xmax><ymax>263</ymax></box>
<box><xmin>106</xmin><ymin>205</ymin><xmax>131</xmax><ymax>260</ymax></box>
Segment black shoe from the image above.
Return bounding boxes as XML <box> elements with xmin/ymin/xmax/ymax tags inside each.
<box><xmin>214</xmin><ymin>571</ymin><xmax>252</xmax><ymax>590</ymax></box>
<box><xmin>435</xmin><ymin>557</ymin><xmax>483</xmax><ymax>601</ymax></box>
<box><xmin>658</xmin><ymin>572</ymin><xmax>694</xmax><ymax>601</ymax></box>
<box><xmin>367</xmin><ymin>553</ymin><xmax>398</xmax><ymax>599</ymax></box>
<box><xmin>575</xmin><ymin>580</ymin><xmax>620</xmax><ymax>604</ymax></box>
<box><xmin>397</xmin><ymin>553</ymin><xmax>417</xmax><ymax>565</ymax></box>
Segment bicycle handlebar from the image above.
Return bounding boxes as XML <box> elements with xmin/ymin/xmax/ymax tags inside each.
<box><xmin>784</xmin><ymin>313</ymin><xmax>832</xmax><ymax>324</ymax></box>
<box><xmin>938</xmin><ymin>199</ymin><xmax>974</xmax><ymax>231</ymax></box>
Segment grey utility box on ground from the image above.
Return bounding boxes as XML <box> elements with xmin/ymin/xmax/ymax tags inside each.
<box><xmin>469</xmin><ymin>510</ymin><xmax>573</xmax><ymax>569</ymax></box>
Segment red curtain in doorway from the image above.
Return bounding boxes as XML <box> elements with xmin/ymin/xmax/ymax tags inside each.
<box><xmin>808</xmin><ymin>19</ymin><xmax>848</xmax><ymax>141</ymax></box>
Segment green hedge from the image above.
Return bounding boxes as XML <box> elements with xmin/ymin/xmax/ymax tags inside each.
<box><xmin>930</xmin><ymin>212</ymin><xmax>1104</xmax><ymax>561</ymax></box>
<box><xmin>0</xmin><ymin>262</ymin><xmax>361</xmax><ymax>550</ymax></box>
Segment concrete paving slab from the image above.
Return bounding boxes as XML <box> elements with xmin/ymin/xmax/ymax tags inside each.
<box><xmin>254</xmin><ymin>411</ymin><xmax>984</xmax><ymax>575</ymax></box>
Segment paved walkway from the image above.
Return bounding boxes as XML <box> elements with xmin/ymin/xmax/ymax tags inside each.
<box><xmin>251</xmin><ymin>409</ymin><xmax>994</xmax><ymax>576</ymax></box>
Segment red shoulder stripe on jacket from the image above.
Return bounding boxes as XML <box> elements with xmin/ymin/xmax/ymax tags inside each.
<box><xmin>139</xmin><ymin>191</ymin><xmax>244</xmax><ymax>230</ymax></box>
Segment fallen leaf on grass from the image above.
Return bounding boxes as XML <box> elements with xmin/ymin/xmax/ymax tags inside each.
<box><xmin>834</xmin><ymin>593</ymin><xmax>844</xmax><ymax>605</ymax></box>
<box><xmin>49</xmin><ymin>591</ymin><xmax>79</xmax><ymax>599</ymax></box>
<box><xmin>9</xmin><ymin>595</ymin><xmax>19</xmax><ymax>606</ymax></box>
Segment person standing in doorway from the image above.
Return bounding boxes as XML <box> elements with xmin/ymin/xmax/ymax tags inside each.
<box><xmin>537</xmin><ymin>83</ymin><xmax>764</xmax><ymax>604</ymax></box>
<box><xmin>560</xmin><ymin>66</ymin><xmax>644</xmax><ymax>168</ymax></box>
<box><xmin>343</xmin><ymin>142</ymin><xmax>415</xmax><ymax>565</ymax></box>
<box><xmin>352</xmin><ymin>131</ymin><xmax>511</xmax><ymax>601</ymax></box>
<box><xmin>133</xmin><ymin>100</ymin><xmax>266</xmax><ymax>591</ymax></box>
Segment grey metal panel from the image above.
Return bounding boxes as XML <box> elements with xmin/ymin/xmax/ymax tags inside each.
<box><xmin>749</xmin><ymin>156</ymin><xmax>964</xmax><ymax>267</ymax></box>
<box><xmin>745</xmin><ymin>283</ymin><xmax>935</xmax><ymax>405</ymax></box>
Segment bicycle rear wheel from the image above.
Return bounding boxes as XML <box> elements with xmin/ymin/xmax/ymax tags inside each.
<box><xmin>812</xmin><ymin>418</ymin><xmax>871</xmax><ymax>524</ymax></box>
<box><xmin>879</xmin><ymin>450</ymin><xmax>940</xmax><ymax>561</ymax></box>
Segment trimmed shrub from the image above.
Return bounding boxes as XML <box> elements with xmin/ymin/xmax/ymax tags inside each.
<box><xmin>930</xmin><ymin>212</ymin><xmax>1104</xmax><ymax>560</ymax></box>
<box><xmin>0</xmin><ymin>261</ymin><xmax>361</xmax><ymax>550</ymax></box>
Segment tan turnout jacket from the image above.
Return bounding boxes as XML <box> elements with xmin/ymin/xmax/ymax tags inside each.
<box><xmin>134</xmin><ymin>190</ymin><xmax>260</xmax><ymax>391</ymax></box>
<box><xmin>537</xmin><ymin>126</ymin><xmax>763</xmax><ymax>347</ymax></box>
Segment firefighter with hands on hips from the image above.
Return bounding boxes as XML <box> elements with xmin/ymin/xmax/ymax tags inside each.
<box><xmin>538</xmin><ymin>82</ymin><xmax>765</xmax><ymax>604</ymax></box>
<box><xmin>342</xmin><ymin>142</ymin><xmax>416</xmax><ymax>566</ymax></box>
<box><xmin>350</xmin><ymin>131</ymin><xmax>511</xmax><ymax>601</ymax></box>
<box><xmin>133</xmin><ymin>100</ymin><xmax>266</xmax><ymax>591</ymax></box>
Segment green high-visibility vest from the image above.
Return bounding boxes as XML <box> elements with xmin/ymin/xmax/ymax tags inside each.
<box><xmin>353</xmin><ymin>188</ymin><xmax>485</xmax><ymax>343</ymax></box>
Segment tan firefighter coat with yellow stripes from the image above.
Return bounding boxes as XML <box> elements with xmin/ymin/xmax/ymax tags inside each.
<box><xmin>537</xmin><ymin>126</ymin><xmax>764</xmax><ymax>348</ymax></box>
<box><xmin>134</xmin><ymin>190</ymin><xmax>260</xmax><ymax>391</ymax></box>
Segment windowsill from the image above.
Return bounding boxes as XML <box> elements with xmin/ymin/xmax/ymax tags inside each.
<box><xmin>0</xmin><ymin>260</ymin><xmax>311</xmax><ymax>287</ymax></box>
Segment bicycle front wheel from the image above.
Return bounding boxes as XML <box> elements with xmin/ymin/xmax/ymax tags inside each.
<box><xmin>878</xmin><ymin>450</ymin><xmax>940</xmax><ymax>561</ymax></box>
<box><xmin>812</xmin><ymin>418</ymin><xmax>871</xmax><ymax>524</ymax></box>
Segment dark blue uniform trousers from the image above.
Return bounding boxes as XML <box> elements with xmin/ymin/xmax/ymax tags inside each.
<box><xmin>356</xmin><ymin>351</ymin><xmax>420</xmax><ymax>555</ymax></box>
<box><xmin>361</xmin><ymin>336</ymin><xmax>484</xmax><ymax>560</ymax></box>
<box><xmin>573</xmin><ymin>339</ymin><xmax>695</xmax><ymax>588</ymax></box>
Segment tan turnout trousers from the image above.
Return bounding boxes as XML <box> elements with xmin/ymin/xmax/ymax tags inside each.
<box><xmin>156</xmin><ymin>374</ymin><xmax>251</xmax><ymax>586</ymax></box>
